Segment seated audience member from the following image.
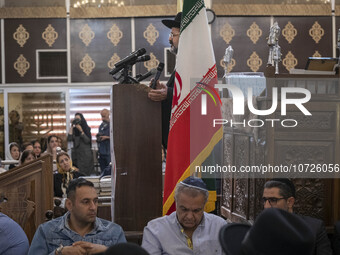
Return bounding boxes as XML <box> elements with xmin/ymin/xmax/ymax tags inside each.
<box><xmin>28</xmin><ymin>178</ymin><xmax>126</xmax><ymax>255</ymax></box>
<box><xmin>105</xmin><ymin>243</ymin><xmax>150</xmax><ymax>255</ymax></box>
<box><xmin>219</xmin><ymin>208</ymin><xmax>315</xmax><ymax>255</ymax></box>
<box><xmin>19</xmin><ymin>150</ymin><xmax>36</xmax><ymax>165</ymax></box>
<box><xmin>54</xmin><ymin>152</ymin><xmax>84</xmax><ymax>198</ymax></box>
<box><xmin>41</xmin><ymin>134</ymin><xmax>59</xmax><ymax>161</ymax></box>
<box><xmin>262</xmin><ymin>178</ymin><xmax>332</xmax><ymax>255</ymax></box>
<box><xmin>41</xmin><ymin>135</ymin><xmax>61</xmax><ymax>172</ymax></box>
<box><xmin>22</xmin><ymin>142</ymin><xmax>33</xmax><ymax>151</ymax></box>
<box><xmin>31</xmin><ymin>139</ymin><xmax>42</xmax><ymax>158</ymax></box>
<box><xmin>0</xmin><ymin>212</ymin><xmax>29</xmax><ymax>255</ymax></box>
<box><xmin>142</xmin><ymin>176</ymin><xmax>226</xmax><ymax>255</ymax></box>
<box><xmin>5</xmin><ymin>142</ymin><xmax>20</xmax><ymax>170</ymax></box>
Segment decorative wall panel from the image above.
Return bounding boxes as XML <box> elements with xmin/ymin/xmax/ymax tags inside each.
<box><xmin>274</xmin><ymin>16</ymin><xmax>332</xmax><ymax>73</ymax></box>
<box><xmin>135</xmin><ymin>17</ymin><xmax>172</xmax><ymax>81</ymax></box>
<box><xmin>212</xmin><ymin>17</ymin><xmax>270</xmax><ymax>78</ymax></box>
<box><xmin>70</xmin><ymin>18</ymin><xmax>131</xmax><ymax>82</ymax></box>
<box><xmin>5</xmin><ymin>18</ymin><xmax>66</xmax><ymax>83</ymax></box>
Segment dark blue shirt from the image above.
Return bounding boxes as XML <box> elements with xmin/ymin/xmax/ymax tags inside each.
<box><xmin>97</xmin><ymin>121</ymin><xmax>110</xmax><ymax>155</ymax></box>
<box><xmin>0</xmin><ymin>213</ymin><xmax>29</xmax><ymax>255</ymax></box>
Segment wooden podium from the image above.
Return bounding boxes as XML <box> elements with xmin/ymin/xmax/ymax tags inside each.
<box><xmin>112</xmin><ymin>83</ymin><xmax>162</xmax><ymax>231</ymax></box>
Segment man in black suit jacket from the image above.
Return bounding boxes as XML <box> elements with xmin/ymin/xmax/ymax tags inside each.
<box><xmin>148</xmin><ymin>12</ymin><xmax>181</xmax><ymax>149</ymax></box>
<box><xmin>262</xmin><ymin>178</ymin><xmax>332</xmax><ymax>255</ymax></box>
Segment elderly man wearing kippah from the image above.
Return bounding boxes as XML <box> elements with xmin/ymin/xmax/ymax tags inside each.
<box><xmin>142</xmin><ymin>176</ymin><xmax>226</xmax><ymax>255</ymax></box>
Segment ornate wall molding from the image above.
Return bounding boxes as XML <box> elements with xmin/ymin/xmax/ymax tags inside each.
<box><xmin>144</xmin><ymin>52</ymin><xmax>159</xmax><ymax>71</ymax></box>
<box><xmin>79</xmin><ymin>24</ymin><xmax>95</xmax><ymax>47</ymax></box>
<box><xmin>13</xmin><ymin>24</ymin><xmax>29</xmax><ymax>47</ymax></box>
<box><xmin>282</xmin><ymin>21</ymin><xmax>297</xmax><ymax>44</ymax></box>
<box><xmin>143</xmin><ymin>24</ymin><xmax>159</xmax><ymax>46</ymax></box>
<box><xmin>42</xmin><ymin>24</ymin><xmax>58</xmax><ymax>47</ymax></box>
<box><xmin>213</xmin><ymin>4</ymin><xmax>332</xmax><ymax>16</ymax></box>
<box><xmin>309</xmin><ymin>21</ymin><xmax>324</xmax><ymax>44</ymax></box>
<box><xmin>1</xmin><ymin>5</ymin><xmax>340</xmax><ymax>18</ymax></box>
<box><xmin>107</xmin><ymin>24</ymin><xmax>123</xmax><ymax>46</ymax></box>
<box><xmin>247</xmin><ymin>52</ymin><xmax>262</xmax><ymax>72</ymax></box>
<box><xmin>70</xmin><ymin>5</ymin><xmax>177</xmax><ymax>18</ymax></box>
<box><xmin>247</xmin><ymin>22</ymin><xmax>262</xmax><ymax>44</ymax></box>
<box><xmin>14</xmin><ymin>54</ymin><xmax>30</xmax><ymax>77</ymax></box>
<box><xmin>79</xmin><ymin>54</ymin><xmax>95</xmax><ymax>76</ymax></box>
<box><xmin>0</xmin><ymin>7</ymin><xmax>66</xmax><ymax>18</ymax></box>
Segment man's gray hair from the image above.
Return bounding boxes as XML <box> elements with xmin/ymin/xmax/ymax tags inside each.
<box><xmin>174</xmin><ymin>181</ymin><xmax>209</xmax><ymax>203</ymax></box>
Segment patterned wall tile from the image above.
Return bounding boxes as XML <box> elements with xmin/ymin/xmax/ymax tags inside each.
<box><xmin>274</xmin><ymin>16</ymin><xmax>332</xmax><ymax>73</ymax></box>
<box><xmin>135</xmin><ymin>17</ymin><xmax>172</xmax><ymax>82</ymax></box>
<box><xmin>70</xmin><ymin>18</ymin><xmax>131</xmax><ymax>82</ymax></box>
<box><xmin>212</xmin><ymin>17</ymin><xmax>270</xmax><ymax>78</ymax></box>
<box><xmin>5</xmin><ymin>19</ymin><xmax>66</xmax><ymax>83</ymax></box>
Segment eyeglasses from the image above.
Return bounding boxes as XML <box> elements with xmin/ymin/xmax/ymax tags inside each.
<box><xmin>262</xmin><ymin>197</ymin><xmax>287</xmax><ymax>206</ymax></box>
<box><xmin>169</xmin><ymin>32</ymin><xmax>180</xmax><ymax>38</ymax></box>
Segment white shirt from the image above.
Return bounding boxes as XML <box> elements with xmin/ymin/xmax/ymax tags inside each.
<box><xmin>142</xmin><ymin>212</ymin><xmax>226</xmax><ymax>255</ymax></box>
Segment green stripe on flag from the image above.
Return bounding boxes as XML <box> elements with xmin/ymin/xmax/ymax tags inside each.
<box><xmin>180</xmin><ymin>0</ymin><xmax>205</xmax><ymax>33</ymax></box>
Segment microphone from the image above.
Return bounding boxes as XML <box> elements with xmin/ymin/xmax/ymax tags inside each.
<box><xmin>109</xmin><ymin>48</ymin><xmax>146</xmax><ymax>75</ymax></box>
<box><xmin>150</xmin><ymin>63</ymin><xmax>164</xmax><ymax>89</ymax></box>
<box><xmin>136</xmin><ymin>55</ymin><xmax>150</xmax><ymax>63</ymax></box>
<box><xmin>137</xmin><ymin>68</ymin><xmax>157</xmax><ymax>82</ymax></box>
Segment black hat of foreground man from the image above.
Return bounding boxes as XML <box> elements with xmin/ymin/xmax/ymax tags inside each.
<box><xmin>104</xmin><ymin>242</ymin><xmax>150</xmax><ymax>255</ymax></box>
<box><xmin>162</xmin><ymin>12</ymin><xmax>182</xmax><ymax>29</ymax></box>
<box><xmin>219</xmin><ymin>208</ymin><xmax>314</xmax><ymax>255</ymax></box>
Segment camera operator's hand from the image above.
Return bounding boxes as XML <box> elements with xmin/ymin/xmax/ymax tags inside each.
<box><xmin>75</xmin><ymin>124</ymin><xmax>83</xmax><ymax>133</ymax></box>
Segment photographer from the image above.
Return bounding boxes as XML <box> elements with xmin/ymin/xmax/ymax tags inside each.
<box><xmin>68</xmin><ymin>113</ymin><xmax>94</xmax><ymax>176</ymax></box>
<box><xmin>96</xmin><ymin>109</ymin><xmax>111</xmax><ymax>173</ymax></box>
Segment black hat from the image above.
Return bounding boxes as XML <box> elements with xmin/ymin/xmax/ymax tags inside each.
<box><xmin>271</xmin><ymin>178</ymin><xmax>296</xmax><ymax>198</ymax></box>
<box><xmin>219</xmin><ymin>208</ymin><xmax>314</xmax><ymax>255</ymax></box>
<box><xmin>104</xmin><ymin>243</ymin><xmax>150</xmax><ymax>255</ymax></box>
<box><xmin>219</xmin><ymin>223</ymin><xmax>251</xmax><ymax>255</ymax></box>
<box><xmin>162</xmin><ymin>12</ymin><xmax>182</xmax><ymax>29</ymax></box>
<box><xmin>180</xmin><ymin>176</ymin><xmax>208</xmax><ymax>191</ymax></box>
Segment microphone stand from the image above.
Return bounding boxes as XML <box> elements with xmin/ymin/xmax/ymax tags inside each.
<box><xmin>112</xmin><ymin>65</ymin><xmax>139</xmax><ymax>84</ymax></box>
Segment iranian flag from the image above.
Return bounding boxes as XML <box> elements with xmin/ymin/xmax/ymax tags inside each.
<box><xmin>163</xmin><ymin>0</ymin><xmax>223</xmax><ymax>215</ymax></box>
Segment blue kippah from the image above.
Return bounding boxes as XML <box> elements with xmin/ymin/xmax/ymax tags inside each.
<box><xmin>180</xmin><ymin>176</ymin><xmax>208</xmax><ymax>191</ymax></box>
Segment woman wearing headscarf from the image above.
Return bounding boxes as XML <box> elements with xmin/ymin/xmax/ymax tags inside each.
<box><xmin>19</xmin><ymin>150</ymin><xmax>36</xmax><ymax>165</ymax></box>
<box><xmin>54</xmin><ymin>152</ymin><xmax>84</xmax><ymax>198</ymax></box>
<box><xmin>67</xmin><ymin>113</ymin><xmax>94</xmax><ymax>176</ymax></box>
<box><xmin>5</xmin><ymin>142</ymin><xmax>20</xmax><ymax>170</ymax></box>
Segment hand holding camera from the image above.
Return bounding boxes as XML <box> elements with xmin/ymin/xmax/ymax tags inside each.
<box><xmin>71</xmin><ymin>118</ymin><xmax>83</xmax><ymax>133</ymax></box>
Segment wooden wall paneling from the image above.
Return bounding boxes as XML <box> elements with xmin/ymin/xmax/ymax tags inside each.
<box><xmin>221</xmin><ymin>131</ymin><xmax>233</xmax><ymax>220</ymax></box>
<box><xmin>212</xmin><ymin>16</ymin><xmax>271</xmax><ymax>78</ymax></box>
<box><xmin>262</xmin><ymin>76</ymin><xmax>340</xmax><ymax>227</ymax></box>
<box><xmin>0</xmin><ymin>154</ymin><xmax>53</xmax><ymax>243</ymax></box>
<box><xmin>272</xmin><ymin>100</ymin><xmax>338</xmax><ymax>226</ymax></box>
<box><xmin>134</xmin><ymin>17</ymin><xmax>171</xmax><ymax>82</ymax></box>
<box><xmin>5</xmin><ymin>18</ymin><xmax>66</xmax><ymax>83</ymax></box>
<box><xmin>70</xmin><ymin>18</ymin><xmax>131</xmax><ymax>82</ymax></box>
<box><xmin>274</xmin><ymin>16</ymin><xmax>333</xmax><ymax>74</ymax></box>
